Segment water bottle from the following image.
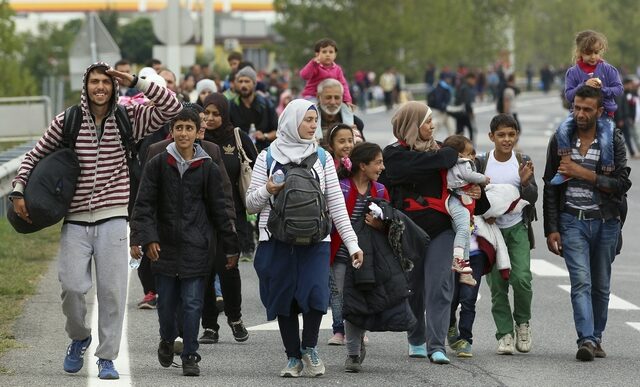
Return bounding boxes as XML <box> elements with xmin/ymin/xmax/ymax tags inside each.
<box><xmin>129</xmin><ymin>245</ymin><xmax>142</xmax><ymax>269</ymax></box>
<box><xmin>248</xmin><ymin>123</ymin><xmax>257</xmax><ymax>144</ymax></box>
<box><xmin>273</xmin><ymin>169</ymin><xmax>285</xmax><ymax>184</ymax></box>
<box><xmin>129</xmin><ymin>257</ymin><xmax>141</xmax><ymax>270</ymax></box>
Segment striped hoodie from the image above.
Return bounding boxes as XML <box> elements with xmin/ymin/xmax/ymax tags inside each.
<box><xmin>12</xmin><ymin>62</ymin><xmax>182</xmax><ymax>223</ymax></box>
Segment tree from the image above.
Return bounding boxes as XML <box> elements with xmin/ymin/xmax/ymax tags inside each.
<box><xmin>0</xmin><ymin>0</ymin><xmax>37</xmax><ymax>96</ymax></box>
<box><xmin>118</xmin><ymin>17</ymin><xmax>155</xmax><ymax>64</ymax></box>
<box><xmin>274</xmin><ymin>0</ymin><xmax>516</xmax><ymax>82</ymax></box>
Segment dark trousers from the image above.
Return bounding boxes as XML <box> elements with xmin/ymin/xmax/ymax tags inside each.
<box><xmin>155</xmin><ymin>274</ymin><xmax>205</xmax><ymax>359</ymax></box>
<box><xmin>277</xmin><ymin>300</ymin><xmax>323</xmax><ymax>359</ymax></box>
<box><xmin>449</xmin><ymin>252</ymin><xmax>488</xmax><ymax>345</ymax></box>
<box><xmin>236</xmin><ymin>208</ymin><xmax>255</xmax><ymax>255</ymax></box>
<box><xmin>455</xmin><ymin>115</ymin><xmax>474</xmax><ymax>144</ymax></box>
<box><xmin>201</xmin><ymin>239</ymin><xmax>242</xmax><ymax>330</ymax></box>
<box><xmin>137</xmin><ymin>254</ymin><xmax>155</xmax><ymax>294</ymax></box>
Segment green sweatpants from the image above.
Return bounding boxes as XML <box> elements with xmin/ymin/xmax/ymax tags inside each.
<box><xmin>486</xmin><ymin>221</ymin><xmax>532</xmax><ymax>340</ymax></box>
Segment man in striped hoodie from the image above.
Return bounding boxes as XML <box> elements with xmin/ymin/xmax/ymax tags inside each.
<box><xmin>10</xmin><ymin>62</ymin><xmax>182</xmax><ymax>379</ymax></box>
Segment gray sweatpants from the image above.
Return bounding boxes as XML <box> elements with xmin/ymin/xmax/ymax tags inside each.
<box><xmin>58</xmin><ymin>218</ymin><xmax>128</xmax><ymax>360</ymax></box>
<box><xmin>407</xmin><ymin>229</ymin><xmax>455</xmax><ymax>356</ymax></box>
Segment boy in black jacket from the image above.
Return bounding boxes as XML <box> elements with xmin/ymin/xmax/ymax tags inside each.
<box><xmin>130</xmin><ymin>109</ymin><xmax>239</xmax><ymax>377</ymax></box>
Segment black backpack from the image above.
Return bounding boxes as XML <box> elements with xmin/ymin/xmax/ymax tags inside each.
<box><xmin>266</xmin><ymin>147</ymin><xmax>331</xmax><ymax>245</ymax></box>
<box><xmin>64</xmin><ymin>104</ymin><xmax>137</xmax><ymax>177</ymax></box>
<box><xmin>7</xmin><ymin>105</ymin><xmax>136</xmax><ymax>234</ymax></box>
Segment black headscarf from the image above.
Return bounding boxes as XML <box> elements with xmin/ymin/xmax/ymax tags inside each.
<box><xmin>202</xmin><ymin>93</ymin><xmax>234</xmax><ymax>143</ymax></box>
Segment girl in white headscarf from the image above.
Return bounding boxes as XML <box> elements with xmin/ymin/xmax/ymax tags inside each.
<box><xmin>246</xmin><ymin>99</ymin><xmax>363</xmax><ymax>378</ymax></box>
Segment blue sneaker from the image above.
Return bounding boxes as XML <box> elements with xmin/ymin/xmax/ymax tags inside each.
<box><xmin>63</xmin><ymin>335</ymin><xmax>92</xmax><ymax>373</ymax></box>
<box><xmin>408</xmin><ymin>343</ymin><xmax>427</xmax><ymax>358</ymax></box>
<box><xmin>429</xmin><ymin>350</ymin><xmax>451</xmax><ymax>364</ymax></box>
<box><xmin>550</xmin><ymin>172</ymin><xmax>573</xmax><ymax>185</ymax></box>
<box><xmin>97</xmin><ymin>359</ymin><xmax>120</xmax><ymax>379</ymax></box>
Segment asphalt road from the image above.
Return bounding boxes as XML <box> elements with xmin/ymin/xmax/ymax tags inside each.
<box><xmin>2</xmin><ymin>91</ymin><xmax>640</xmax><ymax>386</ymax></box>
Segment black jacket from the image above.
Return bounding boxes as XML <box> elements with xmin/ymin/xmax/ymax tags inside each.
<box><xmin>379</xmin><ymin>142</ymin><xmax>490</xmax><ymax>238</ymax></box>
<box><xmin>542</xmin><ymin>128</ymin><xmax>631</xmax><ymax>236</ymax></box>
<box><xmin>131</xmin><ymin>152</ymin><xmax>239</xmax><ymax>278</ymax></box>
<box><xmin>475</xmin><ymin>152</ymin><xmax>538</xmax><ymax>249</ymax></box>
<box><xmin>342</xmin><ymin>200</ymin><xmax>429</xmax><ymax>332</ymax></box>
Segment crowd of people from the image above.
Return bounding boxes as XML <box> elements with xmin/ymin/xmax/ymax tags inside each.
<box><xmin>8</xmin><ymin>30</ymin><xmax>631</xmax><ymax>380</ymax></box>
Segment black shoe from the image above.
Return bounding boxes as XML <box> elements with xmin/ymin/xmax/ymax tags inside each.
<box><xmin>158</xmin><ymin>340</ymin><xmax>174</xmax><ymax>368</ymax></box>
<box><xmin>199</xmin><ymin>329</ymin><xmax>218</xmax><ymax>344</ymax></box>
<box><xmin>229</xmin><ymin>319</ymin><xmax>249</xmax><ymax>342</ymax></box>
<box><xmin>595</xmin><ymin>342</ymin><xmax>607</xmax><ymax>358</ymax></box>
<box><xmin>576</xmin><ymin>342</ymin><xmax>596</xmax><ymax>361</ymax></box>
<box><xmin>344</xmin><ymin>355</ymin><xmax>362</xmax><ymax>373</ymax></box>
<box><xmin>182</xmin><ymin>355</ymin><xmax>200</xmax><ymax>376</ymax></box>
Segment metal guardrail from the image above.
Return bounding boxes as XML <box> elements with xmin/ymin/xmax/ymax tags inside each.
<box><xmin>0</xmin><ymin>140</ymin><xmax>37</xmax><ymax>217</ymax></box>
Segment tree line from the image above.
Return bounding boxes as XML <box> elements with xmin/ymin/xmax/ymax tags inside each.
<box><xmin>2</xmin><ymin>0</ymin><xmax>640</xmax><ymax>99</ymax></box>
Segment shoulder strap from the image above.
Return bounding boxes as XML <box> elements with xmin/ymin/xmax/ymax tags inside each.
<box><xmin>372</xmin><ymin>181</ymin><xmax>386</xmax><ymax>198</ymax></box>
<box><xmin>62</xmin><ymin>104</ymin><xmax>82</xmax><ymax>150</ymax></box>
<box><xmin>266</xmin><ymin>147</ymin><xmax>274</xmax><ymax>176</ymax></box>
<box><xmin>476</xmin><ymin>151</ymin><xmax>489</xmax><ymax>174</ymax></box>
<box><xmin>316</xmin><ymin>147</ymin><xmax>327</xmax><ymax>167</ymax></box>
<box><xmin>234</xmin><ymin>127</ymin><xmax>252</xmax><ymax>163</ymax></box>
<box><xmin>266</xmin><ymin>146</ymin><xmax>326</xmax><ymax>174</ymax></box>
<box><xmin>114</xmin><ymin>104</ymin><xmax>136</xmax><ymax>160</ymax></box>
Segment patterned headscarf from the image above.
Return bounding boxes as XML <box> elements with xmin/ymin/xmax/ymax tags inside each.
<box><xmin>392</xmin><ymin>101</ymin><xmax>438</xmax><ymax>152</ymax></box>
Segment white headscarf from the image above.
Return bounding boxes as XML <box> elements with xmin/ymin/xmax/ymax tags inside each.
<box><xmin>269</xmin><ymin>99</ymin><xmax>318</xmax><ymax>165</ymax></box>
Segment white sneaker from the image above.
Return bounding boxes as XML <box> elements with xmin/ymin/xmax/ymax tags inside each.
<box><xmin>497</xmin><ymin>333</ymin><xmax>515</xmax><ymax>355</ymax></box>
<box><xmin>280</xmin><ymin>357</ymin><xmax>303</xmax><ymax>378</ymax></box>
<box><xmin>515</xmin><ymin>322</ymin><xmax>532</xmax><ymax>353</ymax></box>
<box><xmin>301</xmin><ymin>347</ymin><xmax>325</xmax><ymax>377</ymax></box>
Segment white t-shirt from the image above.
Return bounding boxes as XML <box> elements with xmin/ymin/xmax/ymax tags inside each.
<box><xmin>484</xmin><ymin>150</ymin><xmax>522</xmax><ymax>229</ymax></box>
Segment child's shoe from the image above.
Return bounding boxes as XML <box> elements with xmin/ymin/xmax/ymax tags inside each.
<box><xmin>447</xmin><ymin>325</ymin><xmax>459</xmax><ymax>349</ymax></box>
<box><xmin>550</xmin><ymin>172</ymin><xmax>572</xmax><ymax>185</ymax></box>
<box><xmin>452</xmin><ymin>257</ymin><xmax>473</xmax><ymax>274</ymax></box>
<box><xmin>459</xmin><ymin>273</ymin><xmax>477</xmax><ymax>286</ymax></box>
<box><xmin>452</xmin><ymin>339</ymin><xmax>473</xmax><ymax>358</ymax></box>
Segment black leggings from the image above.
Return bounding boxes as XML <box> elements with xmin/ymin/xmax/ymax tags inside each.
<box><xmin>277</xmin><ymin>301</ymin><xmax>323</xmax><ymax>358</ymax></box>
<box><xmin>201</xmin><ymin>238</ymin><xmax>243</xmax><ymax>330</ymax></box>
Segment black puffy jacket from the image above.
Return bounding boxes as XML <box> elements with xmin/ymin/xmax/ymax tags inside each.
<box><xmin>131</xmin><ymin>151</ymin><xmax>239</xmax><ymax>278</ymax></box>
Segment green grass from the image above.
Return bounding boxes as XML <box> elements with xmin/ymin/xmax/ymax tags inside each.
<box><xmin>0</xmin><ymin>218</ymin><xmax>60</xmax><ymax>360</ymax></box>
<box><xmin>0</xmin><ymin>141</ymin><xmax>23</xmax><ymax>152</ymax></box>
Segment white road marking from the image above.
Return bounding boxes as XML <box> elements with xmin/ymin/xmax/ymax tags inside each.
<box><xmin>248</xmin><ymin>309</ymin><xmax>335</xmax><ymax>331</ymax></box>
<box><xmin>530</xmin><ymin>259</ymin><xmax>568</xmax><ymax>277</ymax></box>
<box><xmin>626</xmin><ymin>322</ymin><xmax>640</xmax><ymax>332</ymax></box>
<box><xmin>87</xmin><ymin>268</ymin><xmax>133</xmax><ymax>386</ymax></box>
<box><xmin>558</xmin><ymin>285</ymin><xmax>640</xmax><ymax>310</ymax></box>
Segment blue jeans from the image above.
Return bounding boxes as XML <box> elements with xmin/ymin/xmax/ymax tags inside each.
<box><xmin>155</xmin><ymin>274</ymin><xmax>205</xmax><ymax>359</ymax></box>
<box><xmin>556</xmin><ymin>115</ymin><xmax>614</xmax><ymax>172</ymax></box>
<box><xmin>329</xmin><ymin>262</ymin><xmax>347</xmax><ymax>335</ymax></box>
<box><xmin>449</xmin><ymin>252</ymin><xmax>488</xmax><ymax>344</ymax></box>
<box><xmin>449</xmin><ymin>195</ymin><xmax>471</xmax><ymax>260</ymax></box>
<box><xmin>559</xmin><ymin>212</ymin><xmax>621</xmax><ymax>346</ymax></box>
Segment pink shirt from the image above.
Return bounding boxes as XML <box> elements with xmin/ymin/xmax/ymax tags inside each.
<box><xmin>299</xmin><ymin>59</ymin><xmax>352</xmax><ymax>103</ymax></box>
